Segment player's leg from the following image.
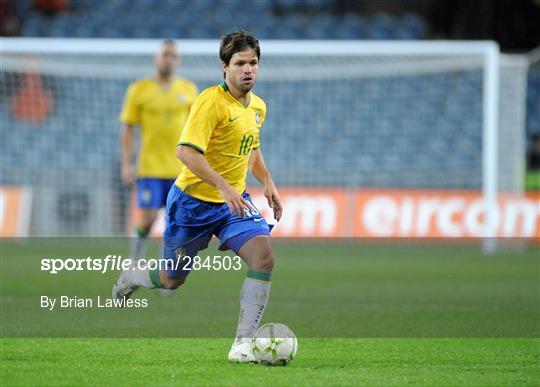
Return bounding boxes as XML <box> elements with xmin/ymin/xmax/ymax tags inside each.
<box><xmin>112</xmin><ymin>237</ymin><xmax>205</xmax><ymax>303</ymax></box>
<box><xmin>130</xmin><ymin>178</ymin><xmax>163</xmax><ymax>263</ymax></box>
<box><xmin>130</xmin><ymin>208</ymin><xmax>158</xmax><ymax>262</ymax></box>
<box><xmin>155</xmin><ymin>179</ymin><xmax>179</xmax><ymax>297</ymax></box>
<box><xmin>154</xmin><ymin>233</ymin><xmax>213</xmax><ymax>290</ymax></box>
<box><xmin>114</xmin><ymin>184</ymin><xmax>219</xmax><ymax>303</ymax></box>
<box><xmin>235</xmin><ymin>235</ymin><xmax>274</xmax><ymax>337</ymax></box>
<box><xmin>217</xmin><ymin>192</ymin><xmax>273</xmax><ymax>362</ymax></box>
<box><xmin>225</xmin><ymin>233</ymin><xmax>274</xmax><ymax>363</ymax></box>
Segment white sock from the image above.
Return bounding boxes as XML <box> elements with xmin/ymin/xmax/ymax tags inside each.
<box><xmin>235</xmin><ymin>274</ymin><xmax>271</xmax><ymax>339</ymax></box>
<box><xmin>130</xmin><ymin>229</ymin><xmax>149</xmax><ymax>262</ymax></box>
<box><xmin>125</xmin><ymin>267</ymin><xmax>154</xmax><ymax>289</ymax></box>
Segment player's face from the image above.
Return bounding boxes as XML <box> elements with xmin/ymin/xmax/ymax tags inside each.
<box><xmin>223</xmin><ymin>49</ymin><xmax>259</xmax><ymax>94</ymax></box>
<box><xmin>155</xmin><ymin>44</ymin><xmax>179</xmax><ymax>77</ymax></box>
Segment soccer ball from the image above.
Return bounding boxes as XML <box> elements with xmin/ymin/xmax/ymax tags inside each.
<box><xmin>252</xmin><ymin>323</ymin><xmax>298</xmax><ymax>366</ymax></box>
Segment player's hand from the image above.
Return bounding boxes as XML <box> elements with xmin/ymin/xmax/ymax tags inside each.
<box><xmin>218</xmin><ymin>184</ymin><xmax>255</xmax><ymax>218</ymax></box>
<box><xmin>121</xmin><ymin>165</ymin><xmax>136</xmax><ymax>186</ymax></box>
<box><xmin>264</xmin><ymin>180</ymin><xmax>282</xmax><ymax>221</ymax></box>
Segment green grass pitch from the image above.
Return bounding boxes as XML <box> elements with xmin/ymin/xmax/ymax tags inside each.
<box><xmin>1</xmin><ymin>240</ymin><xmax>539</xmax><ymax>385</ymax></box>
<box><xmin>2</xmin><ymin>338</ymin><xmax>538</xmax><ymax>386</ymax></box>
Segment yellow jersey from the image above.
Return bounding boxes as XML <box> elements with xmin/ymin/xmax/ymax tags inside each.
<box><xmin>119</xmin><ymin>77</ymin><xmax>198</xmax><ymax>178</ymax></box>
<box><xmin>176</xmin><ymin>82</ymin><xmax>266</xmax><ymax>203</ymax></box>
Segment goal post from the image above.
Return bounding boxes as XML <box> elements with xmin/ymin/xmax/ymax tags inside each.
<box><xmin>482</xmin><ymin>43</ymin><xmax>500</xmax><ymax>254</ymax></box>
<box><xmin>2</xmin><ymin>38</ymin><xmax>530</xmax><ymax>250</ymax></box>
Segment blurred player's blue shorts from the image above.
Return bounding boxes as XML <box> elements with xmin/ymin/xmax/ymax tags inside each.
<box><xmin>162</xmin><ymin>185</ymin><xmax>272</xmax><ymax>277</ymax></box>
<box><xmin>136</xmin><ymin>178</ymin><xmax>176</xmax><ymax>209</ymax></box>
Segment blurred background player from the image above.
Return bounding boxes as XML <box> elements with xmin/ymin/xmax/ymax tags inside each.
<box><xmin>119</xmin><ymin>39</ymin><xmax>198</xmax><ymax>264</ymax></box>
<box><xmin>113</xmin><ymin>29</ymin><xmax>283</xmax><ymax>362</ymax></box>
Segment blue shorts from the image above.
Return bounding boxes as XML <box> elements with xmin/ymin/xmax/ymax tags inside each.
<box><xmin>136</xmin><ymin>178</ymin><xmax>176</xmax><ymax>209</ymax></box>
<box><xmin>162</xmin><ymin>185</ymin><xmax>271</xmax><ymax>277</ymax></box>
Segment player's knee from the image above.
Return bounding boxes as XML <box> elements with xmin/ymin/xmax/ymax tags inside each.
<box><xmin>139</xmin><ymin>210</ymin><xmax>158</xmax><ymax>230</ymax></box>
<box><xmin>138</xmin><ymin>220</ymin><xmax>154</xmax><ymax>232</ymax></box>
<box><xmin>254</xmin><ymin>251</ymin><xmax>275</xmax><ymax>273</ymax></box>
<box><xmin>135</xmin><ymin>223</ymin><xmax>153</xmax><ymax>238</ymax></box>
<box><xmin>161</xmin><ymin>275</ymin><xmax>187</xmax><ymax>290</ymax></box>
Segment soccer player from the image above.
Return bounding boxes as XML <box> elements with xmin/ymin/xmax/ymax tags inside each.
<box><xmin>119</xmin><ymin>39</ymin><xmax>198</xmax><ymax>263</ymax></box>
<box><xmin>113</xmin><ymin>30</ymin><xmax>282</xmax><ymax>362</ymax></box>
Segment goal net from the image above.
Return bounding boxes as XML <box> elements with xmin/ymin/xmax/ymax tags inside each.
<box><xmin>1</xmin><ymin>39</ymin><xmax>533</xmax><ymax>246</ymax></box>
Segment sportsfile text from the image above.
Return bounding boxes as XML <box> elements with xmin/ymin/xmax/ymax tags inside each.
<box><xmin>40</xmin><ymin>255</ymin><xmax>243</xmax><ymax>274</ymax></box>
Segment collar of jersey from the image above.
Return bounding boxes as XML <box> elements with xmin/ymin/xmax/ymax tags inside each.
<box><xmin>220</xmin><ymin>81</ymin><xmax>251</xmax><ymax>109</ymax></box>
<box><xmin>153</xmin><ymin>77</ymin><xmax>177</xmax><ymax>92</ymax></box>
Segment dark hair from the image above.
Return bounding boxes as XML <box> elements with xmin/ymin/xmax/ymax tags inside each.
<box><xmin>162</xmin><ymin>39</ymin><xmax>176</xmax><ymax>47</ymax></box>
<box><xmin>219</xmin><ymin>29</ymin><xmax>260</xmax><ymax>67</ymax></box>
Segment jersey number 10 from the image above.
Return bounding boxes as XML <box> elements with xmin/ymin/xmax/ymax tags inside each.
<box><xmin>239</xmin><ymin>134</ymin><xmax>254</xmax><ymax>156</ymax></box>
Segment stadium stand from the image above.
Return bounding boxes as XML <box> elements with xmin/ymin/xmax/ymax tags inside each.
<box><xmin>13</xmin><ymin>0</ymin><xmax>425</xmax><ymax>40</ymax></box>
<box><xmin>2</xmin><ymin>0</ymin><xmax>538</xmax><ymax>235</ymax></box>
<box><xmin>6</xmin><ymin>0</ymin><xmax>536</xmax><ymax>142</ymax></box>
<box><xmin>0</xmin><ymin>65</ymin><xmax>486</xmax><ymax>189</ymax></box>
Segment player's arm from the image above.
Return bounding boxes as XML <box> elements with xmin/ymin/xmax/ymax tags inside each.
<box><xmin>120</xmin><ymin>124</ymin><xmax>136</xmax><ymax>186</ymax></box>
<box><xmin>119</xmin><ymin>83</ymin><xmax>139</xmax><ymax>186</ymax></box>
<box><xmin>177</xmin><ymin>145</ymin><xmax>254</xmax><ymax>217</ymax></box>
<box><xmin>249</xmin><ymin>148</ymin><xmax>282</xmax><ymax>221</ymax></box>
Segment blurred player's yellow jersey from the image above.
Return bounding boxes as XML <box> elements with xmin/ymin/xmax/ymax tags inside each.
<box><xmin>176</xmin><ymin>82</ymin><xmax>266</xmax><ymax>203</ymax></box>
<box><xmin>120</xmin><ymin>78</ymin><xmax>198</xmax><ymax>178</ymax></box>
